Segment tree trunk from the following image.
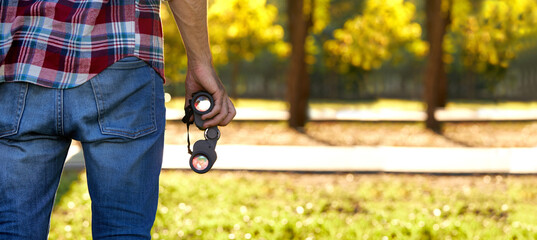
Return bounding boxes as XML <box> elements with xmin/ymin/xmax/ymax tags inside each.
<box><xmin>437</xmin><ymin>2</ymin><xmax>451</xmax><ymax>108</ymax></box>
<box><xmin>437</xmin><ymin>68</ymin><xmax>448</xmax><ymax>107</ymax></box>
<box><xmin>424</xmin><ymin>0</ymin><xmax>449</xmax><ymax>132</ymax></box>
<box><xmin>287</xmin><ymin>0</ymin><xmax>311</xmax><ymax>129</ymax></box>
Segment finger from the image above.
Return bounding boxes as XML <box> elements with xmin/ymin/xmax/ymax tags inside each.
<box><xmin>203</xmin><ymin>98</ymin><xmax>228</xmax><ymax>128</ymax></box>
<box><xmin>203</xmin><ymin>98</ymin><xmax>229</xmax><ymax>128</ymax></box>
<box><xmin>219</xmin><ymin>99</ymin><xmax>236</xmax><ymax>126</ymax></box>
<box><xmin>201</xmin><ymin>91</ymin><xmax>224</xmax><ymax>120</ymax></box>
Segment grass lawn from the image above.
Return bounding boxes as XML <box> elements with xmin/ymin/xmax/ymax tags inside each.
<box><xmin>50</xmin><ymin>171</ymin><xmax>537</xmax><ymax>240</ymax></box>
<box><xmin>47</xmin><ymin>99</ymin><xmax>537</xmax><ymax>239</ymax></box>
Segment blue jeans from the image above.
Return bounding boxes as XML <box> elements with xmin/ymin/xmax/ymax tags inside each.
<box><xmin>0</xmin><ymin>57</ymin><xmax>166</xmax><ymax>239</ymax></box>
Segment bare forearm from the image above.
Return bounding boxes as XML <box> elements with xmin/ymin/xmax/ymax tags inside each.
<box><xmin>166</xmin><ymin>0</ymin><xmax>235</xmax><ymax>126</ymax></box>
<box><xmin>167</xmin><ymin>0</ymin><xmax>213</xmax><ymax>68</ymax></box>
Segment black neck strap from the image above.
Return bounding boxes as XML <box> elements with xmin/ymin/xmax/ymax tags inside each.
<box><xmin>182</xmin><ymin>105</ymin><xmax>194</xmax><ymax>155</ymax></box>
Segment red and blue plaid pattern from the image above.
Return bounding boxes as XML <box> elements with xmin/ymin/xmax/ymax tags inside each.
<box><xmin>0</xmin><ymin>0</ymin><xmax>164</xmax><ymax>88</ymax></box>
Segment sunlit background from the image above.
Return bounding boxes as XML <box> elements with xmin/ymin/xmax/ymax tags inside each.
<box><xmin>52</xmin><ymin>0</ymin><xmax>537</xmax><ymax>239</ymax></box>
<box><xmin>163</xmin><ymin>0</ymin><xmax>537</xmax><ymax>101</ymax></box>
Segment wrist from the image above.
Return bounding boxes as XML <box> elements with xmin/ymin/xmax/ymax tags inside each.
<box><xmin>187</xmin><ymin>57</ymin><xmax>214</xmax><ymax>71</ymax></box>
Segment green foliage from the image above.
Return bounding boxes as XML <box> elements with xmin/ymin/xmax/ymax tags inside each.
<box><xmin>305</xmin><ymin>0</ymin><xmax>331</xmax><ymax>34</ymax></box>
<box><xmin>304</xmin><ymin>0</ymin><xmax>332</xmax><ymax>66</ymax></box>
<box><xmin>161</xmin><ymin>0</ymin><xmax>288</xmax><ymax>83</ymax></box>
<box><xmin>208</xmin><ymin>0</ymin><xmax>289</xmax><ymax>65</ymax></box>
<box><xmin>449</xmin><ymin>0</ymin><xmax>537</xmax><ymax>77</ymax></box>
<box><xmin>324</xmin><ymin>0</ymin><xmax>427</xmax><ymax>73</ymax></box>
<box><xmin>49</xmin><ymin>172</ymin><xmax>537</xmax><ymax>240</ymax></box>
<box><xmin>160</xmin><ymin>0</ymin><xmax>537</xmax><ymax>99</ymax></box>
<box><xmin>161</xmin><ymin>5</ymin><xmax>189</xmax><ymax>83</ymax></box>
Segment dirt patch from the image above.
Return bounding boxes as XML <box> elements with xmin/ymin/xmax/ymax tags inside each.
<box><xmin>165</xmin><ymin>121</ymin><xmax>537</xmax><ymax>148</ymax></box>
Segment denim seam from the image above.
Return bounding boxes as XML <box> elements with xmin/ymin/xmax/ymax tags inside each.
<box><xmin>90</xmin><ymin>78</ymin><xmax>105</xmax><ymax>136</ymax></box>
<box><xmin>151</xmin><ymin>70</ymin><xmax>157</xmax><ymax>133</ymax></box>
<box><xmin>56</xmin><ymin>89</ymin><xmax>64</xmax><ymax>136</ymax></box>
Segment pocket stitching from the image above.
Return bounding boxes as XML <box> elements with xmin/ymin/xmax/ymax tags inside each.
<box><xmin>0</xmin><ymin>83</ymin><xmax>28</xmax><ymax>138</ymax></box>
<box><xmin>90</xmin><ymin>77</ymin><xmax>106</xmax><ymax>136</ymax></box>
<box><xmin>90</xmin><ymin>68</ymin><xmax>157</xmax><ymax>139</ymax></box>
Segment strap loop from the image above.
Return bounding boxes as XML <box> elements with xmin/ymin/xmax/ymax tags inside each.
<box><xmin>182</xmin><ymin>105</ymin><xmax>194</xmax><ymax>155</ymax></box>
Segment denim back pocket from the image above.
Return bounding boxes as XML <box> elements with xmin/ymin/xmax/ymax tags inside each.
<box><xmin>0</xmin><ymin>82</ymin><xmax>28</xmax><ymax>138</ymax></box>
<box><xmin>90</xmin><ymin>57</ymin><xmax>157</xmax><ymax>139</ymax></box>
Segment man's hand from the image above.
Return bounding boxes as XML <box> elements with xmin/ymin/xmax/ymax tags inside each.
<box><xmin>184</xmin><ymin>63</ymin><xmax>235</xmax><ymax>128</ymax></box>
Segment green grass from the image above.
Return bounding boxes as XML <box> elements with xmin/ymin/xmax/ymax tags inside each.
<box><xmin>50</xmin><ymin>171</ymin><xmax>537</xmax><ymax>239</ymax></box>
<box><xmin>166</xmin><ymin>98</ymin><xmax>537</xmax><ymax>112</ymax></box>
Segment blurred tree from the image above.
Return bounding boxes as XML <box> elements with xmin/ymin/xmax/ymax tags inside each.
<box><xmin>422</xmin><ymin>0</ymin><xmax>537</xmax><ymax>132</ymax></box>
<box><xmin>161</xmin><ymin>0</ymin><xmax>289</xmax><ymax>98</ymax></box>
<box><xmin>424</xmin><ymin>0</ymin><xmax>452</xmax><ymax>133</ymax></box>
<box><xmin>323</xmin><ymin>0</ymin><xmax>429</xmax><ymax>113</ymax></box>
<box><xmin>324</xmin><ymin>0</ymin><xmax>427</xmax><ymax>73</ymax></box>
<box><xmin>450</xmin><ymin>0</ymin><xmax>537</xmax><ymax>83</ymax></box>
<box><xmin>208</xmin><ymin>0</ymin><xmax>289</xmax><ymax>98</ymax></box>
<box><xmin>287</xmin><ymin>0</ymin><xmax>330</xmax><ymax>129</ymax></box>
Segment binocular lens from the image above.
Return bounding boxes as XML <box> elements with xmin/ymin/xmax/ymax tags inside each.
<box><xmin>194</xmin><ymin>96</ymin><xmax>212</xmax><ymax>112</ymax></box>
<box><xmin>192</xmin><ymin>154</ymin><xmax>209</xmax><ymax>171</ymax></box>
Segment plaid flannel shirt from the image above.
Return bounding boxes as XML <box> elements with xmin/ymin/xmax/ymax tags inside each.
<box><xmin>0</xmin><ymin>0</ymin><xmax>164</xmax><ymax>89</ymax></box>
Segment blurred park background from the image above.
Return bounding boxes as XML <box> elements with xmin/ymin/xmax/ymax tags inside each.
<box><xmin>162</xmin><ymin>0</ymin><xmax>537</xmax><ymax>131</ymax></box>
<box><xmin>52</xmin><ymin>0</ymin><xmax>537</xmax><ymax>239</ymax></box>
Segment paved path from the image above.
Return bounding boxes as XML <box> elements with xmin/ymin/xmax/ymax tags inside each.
<box><xmin>65</xmin><ymin>144</ymin><xmax>537</xmax><ymax>174</ymax></box>
<box><xmin>64</xmin><ymin>108</ymin><xmax>537</xmax><ymax>173</ymax></box>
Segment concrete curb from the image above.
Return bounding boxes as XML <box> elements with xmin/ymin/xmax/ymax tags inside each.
<box><xmin>65</xmin><ymin>144</ymin><xmax>537</xmax><ymax>174</ymax></box>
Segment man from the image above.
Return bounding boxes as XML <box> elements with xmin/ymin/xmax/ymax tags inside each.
<box><xmin>0</xmin><ymin>0</ymin><xmax>235</xmax><ymax>239</ymax></box>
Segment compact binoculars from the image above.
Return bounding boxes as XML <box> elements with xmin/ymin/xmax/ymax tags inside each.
<box><xmin>184</xmin><ymin>91</ymin><xmax>220</xmax><ymax>174</ymax></box>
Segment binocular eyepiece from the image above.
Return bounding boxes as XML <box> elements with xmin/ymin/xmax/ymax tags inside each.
<box><xmin>187</xmin><ymin>91</ymin><xmax>220</xmax><ymax>174</ymax></box>
<box><xmin>191</xmin><ymin>92</ymin><xmax>214</xmax><ymax>129</ymax></box>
